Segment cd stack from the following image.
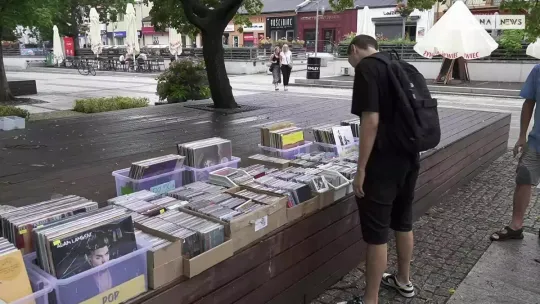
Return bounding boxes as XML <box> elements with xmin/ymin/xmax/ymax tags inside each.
<box><xmin>312</xmin><ymin>125</ymin><xmax>356</xmax><ymax>155</ymax></box>
<box><xmin>209</xmin><ymin>167</ymin><xmax>254</xmax><ymax>188</ymax></box>
<box><xmin>341</xmin><ymin>118</ymin><xmax>360</xmax><ymax>138</ymax></box>
<box><xmin>241</xmin><ymin>164</ymin><xmax>268</xmax><ymax>178</ymax></box>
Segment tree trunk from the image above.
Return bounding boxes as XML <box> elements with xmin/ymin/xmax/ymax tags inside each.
<box><xmin>0</xmin><ymin>29</ymin><xmax>14</xmax><ymax>102</ymax></box>
<box><xmin>201</xmin><ymin>30</ymin><xmax>238</xmax><ymax>109</ymax></box>
<box><xmin>70</xmin><ymin>1</ymin><xmax>81</xmax><ymax>52</ymax></box>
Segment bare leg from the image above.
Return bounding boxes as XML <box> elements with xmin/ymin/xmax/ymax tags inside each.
<box><xmin>395</xmin><ymin>231</ymin><xmax>414</xmax><ymax>284</ymax></box>
<box><xmin>363</xmin><ymin>244</ymin><xmax>387</xmax><ymax>304</ymax></box>
<box><xmin>509</xmin><ymin>184</ymin><xmax>533</xmax><ymax>230</ymax></box>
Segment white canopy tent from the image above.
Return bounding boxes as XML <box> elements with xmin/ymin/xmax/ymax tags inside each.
<box><xmin>52</xmin><ymin>25</ymin><xmax>64</xmax><ymax>65</ymax></box>
<box><xmin>526</xmin><ymin>38</ymin><xmax>540</xmax><ymax>59</ymax></box>
<box><xmin>413</xmin><ymin>0</ymin><xmax>498</xmax><ymax>84</ymax></box>
<box><xmin>125</xmin><ymin>3</ymin><xmax>140</xmax><ymax>56</ymax></box>
<box><xmin>169</xmin><ymin>28</ymin><xmax>182</xmax><ymax>60</ymax></box>
<box><xmin>89</xmin><ymin>8</ymin><xmax>103</xmax><ymax>57</ymax></box>
<box><xmin>357</xmin><ymin>6</ymin><xmax>376</xmax><ymax>38</ymax></box>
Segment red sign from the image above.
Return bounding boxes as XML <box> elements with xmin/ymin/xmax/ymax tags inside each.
<box><xmin>141</xmin><ymin>27</ymin><xmax>168</xmax><ymax>35</ymax></box>
<box><xmin>243</xmin><ymin>33</ymin><xmax>254</xmax><ymax>41</ymax></box>
<box><xmin>63</xmin><ymin>36</ymin><xmax>75</xmax><ymax>57</ymax></box>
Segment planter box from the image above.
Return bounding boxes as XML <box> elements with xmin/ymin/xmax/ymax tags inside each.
<box><xmin>8</xmin><ymin>80</ymin><xmax>37</xmax><ymax>96</ymax></box>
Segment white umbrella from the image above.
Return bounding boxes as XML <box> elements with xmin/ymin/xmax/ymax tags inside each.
<box><xmin>169</xmin><ymin>27</ymin><xmax>182</xmax><ymax>59</ymax></box>
<box><xmin>357</xmin><ymin>6</ymin><xmax>375</xmax><ymax>38</ymax></box>
<box><xmin>52</xmin><ymin>25</ymin><xmax>64</xmax><ymax>65</ymax></box>
<box><xmin>125</xmin><ymin>3</ymin><xmax>140</xmax><ymax>56</ymax></box>
<box><xmin>414</xmin><ymin>0</ymin><xmax>498</xmax><ymax>59</ymax></box>
<box><xmin>526</xmin><ymin>38</ymin><xmax>540</xmax><ymax>59</ymax></box>
<box><xmin>89</xmin><ymin>8</ymin><xmax>103</xmax><ymax>57</ymax></box>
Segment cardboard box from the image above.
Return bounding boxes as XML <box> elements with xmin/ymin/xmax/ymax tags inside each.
<box><xmin>225</xmin><ymin>187</ymin><xmax>288</xmax><ymax>252</ymax></box>
<box><xmin>134</xmin><ymin>223</ymin><xmax>183</xmax><ymax>289</ymax></box>
<box><xmin>183</xmin><ymin>239</ymin><xmax>234</xmax><ymax>278</ymax></box>
<box><xmin>318</xmin><ymin>189</ymin><xmax>335</xmax><ymax>209</ymax></box>
<box><xmin>286</xmin><ymin>195</ymin><xmax>320</xmax><ymax>222</ymax></box>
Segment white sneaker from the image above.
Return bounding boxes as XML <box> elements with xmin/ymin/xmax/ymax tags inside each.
<box><xmin>284</xmin><ymin>86</ymin><xmax>288</xmax><ymax>91</ymax></box>
<box><xmin>381</xmin><ymin>273</ymin><xmax>415</xmax><ymax>298</ymax></box>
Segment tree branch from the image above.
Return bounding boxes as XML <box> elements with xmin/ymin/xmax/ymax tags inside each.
<box><xmin>179</xmin><ymin>0</ymin><xmax>210</xmax><ymax>29</ymax></box>
<box><xmin>219</xmin><ymin>0</ymin><xmax>244</xmax><ymax>27</ymax></box>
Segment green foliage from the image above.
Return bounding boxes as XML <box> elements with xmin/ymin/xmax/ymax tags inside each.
<box><xmin>156</xmin><ymin>59</ymin><xmax>210</xmax><ymax>102</ymax></box>
<box><xmin>501</xmin><ymin>0</ymin><xmax>540</xmax><ymax>42</ymax></box>
<box><xmin>339</xmin><ymin>32</ymin><xmax>357</xmax><ymax>45</ymax></box>
<box><xmin>498</xmin><ymin>30</ymin><xmax>525</xmax><ymax>55</ymax></box>
<box><xmin>0</xmin><ymin>0</ymin><xmax>57</xmax><ymax>36</ymax></box>
<box><xmin>73</xmin><ymin>97</ymin><xmax>149</xmax><ymax>113</ymax></box>
<box><xmin>145</xmin><ymin>0</ymin><xmax>263</xmax><ymax>37</ymax></box>
<box><xmin>378</xmin><ymin>38</ymin><xmax>416</xmax><ymax>46</ymax></box>
<box><xmin>0</xmin><ymin>106</ymin><xmax>30</xmax><ymax>119</ymax></box>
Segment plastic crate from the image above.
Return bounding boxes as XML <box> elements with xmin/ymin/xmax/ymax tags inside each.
<box><xmin>26</xmin><ymin>242</ymin><xmax>149</xmax><ymax>304</ymax></box>
<box><xmin>258</xmin><ymin>142</ymin><xmax>313</xmax><ymax>160</ymax></box>
<box><xmin>184</xmin><ymin>156</ymin><xmax>241</xmax><ymax>183</ymax></box>
<box><xmin>313</xmin><ymin>142</ymin><xmax>356</xmax><ymax>155</ymax></box>
<box><xmin>12</xmin><ymin>267</ymin><xmax>53</xmax><ymax>304</ymax></box>
<box><xmin>5</xmin><ymin>116</ymin><xmax>26</xmax><ymax>129</ymax></box>
<box><xmin>320</xmin><ymin>170</ymin><xmax>350</xmax><ymax>201</ymax></box>
<box><xmin>112</xmin><ymin>167</ymin><xmax>185</xmax><ymax>196</ymax></box>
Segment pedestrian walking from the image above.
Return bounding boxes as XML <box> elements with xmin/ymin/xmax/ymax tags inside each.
<box><xmin>340</xmin><ymin>35</ymin><xmax>420</xmax><ymax>304</ymax></box>
<box><xmin>280</xmin><ymin>44</ymin><xmax>293</xmax><ymax>91</ymax></box>
<box><xmin>491</xmin><ymin>64</ymin><xmax>540</xmax><ymax>242</ymax></box>
<box><xmin>270</xmin><ymin>46</ymin><xmax>281</xmax><ymax>91</ymax></box>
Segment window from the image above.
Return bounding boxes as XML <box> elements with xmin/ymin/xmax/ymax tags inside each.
<box><xmin>116</xmin><ymin>37</ymin><xmax>124</xmax><ymax>45</ymax></box>
<box><xmin>181</xmin><ymin>35</ymin><xmax>187</xmax><ymax>48</ymax></box>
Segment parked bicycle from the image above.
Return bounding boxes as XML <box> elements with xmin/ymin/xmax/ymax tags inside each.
<box><xmin>77</xmin><ymin>60</ymin><xmax>96</xmax><ymax>76</ymax></box>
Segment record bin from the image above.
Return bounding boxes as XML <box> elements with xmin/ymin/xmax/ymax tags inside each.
<box><xmin>257</xmin><ymin>141</ymin><xmax>313</xmax><ymax>160</ymax></box>
<box><xmin>184</xmin><ymin>156</ymin><xmax>241</xmax><ymax>183</ymax></box>
<box><xmin>12</xmin><ymin>267</ymin><xmax>54</xmax><ymax>304</ymax></box>
<box><xmin>26</xmin><ymin>241</ymin><xmax>150</xmax><ymax>304</ymax></box>
<box><xmin>112</xmin><ymin>167</ymin><xmax>186</xmax><ymax>196</ymax></box>
<box><xmin>319</xmin><ymin>170</ymin><xmax>350</xmax><ymax>202</ymax></box>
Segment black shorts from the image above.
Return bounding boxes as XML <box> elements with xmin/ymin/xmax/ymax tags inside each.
<box><xmin>356</xmin><ymin>153</ymin><xmax>419</xmax><ymax>245</ymax></box>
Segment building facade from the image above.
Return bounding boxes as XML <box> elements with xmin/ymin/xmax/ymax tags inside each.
<box><xmin>359</xmin><ymin>6</ymin><xmax>435</xmax><ymax>41</ymax></box>
<box><xmin>266</xmin><ymin>15</ymin><xmax>297</xmax><ymax>41</ymax></box>
<box><xmin>296</xmin><ymin>10</ymin><xmax>357</xmax><ymax>53</ymax></box>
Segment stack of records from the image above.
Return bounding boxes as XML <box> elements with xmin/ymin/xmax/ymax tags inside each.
<box><xmin>157</xmin><ymin>211</ymin><xmax>225</xmax><ymax>253</ymax></box>
<box><xmin>137</xmin><ymin>217</ymin><xmax>201</xmax><ymax>258</ymax></box>
<box><xmin>295</xmin><ymin>152</ymin><xmax>336</xmax><ymax>164</ymax></box>
<box><xmin>147</xmin><ymin>196</ymin><xmax>188</xmax><ymax>211</ymax></box>
<box><xmin>168</xmin><ymin>182</ymin><xmax>226</xmax><ymax>201</ymax></box>
<box><xmin>241</xmin><ymin>164</ymin><xmax>267</xmax><ymax>178</ymax></box>
<box><xmin>209</xmin><ymin>168</ymin><xmax>254</xmax><ymax>187</ymax></box>
<box><xmin>248</xmin><ymin>154</ymin><xmax>290</xmax><ymax>166</ymax></box>
<box><xmin>253</xmin><ymin>176</ymin><xmax>312</xmax><ymax>207</ymax></box>
<box><xmin>341</xmin><ymin>119</ymin><xmax>360</xmax><ymax>138</ymax></box>
<box><xmin>312</xmin><ymin>124</ymin><xmax>337</xmax><ymax>144</ymax></box>
<box><xmin>289</xmin><ymin>158</ymin><xmax>318</xmax><ymax>168</ymax></box>
<box><xmin>113</xmin><ymin>199</ymin><xmax>165</xmax><ymax>217</ymax></box>
<box><xmin>135</xmin><ymin>229</ymin><xmax>172</xmax><ymax>252</ymax></box>
<box><xmin>182</xmin><ymin>192</ymin><xmax>264</xmax><ymax>222</ymax></box>
<box><xmin>319</xmin><ymin>162</ymin><xmax>357</xmax><ymax>180</ymax></box>
<box><xmin>0</xmin><ymin>195</ymin><xmax>99</xmax><ymax>254</ymax></box>
<box><xmin>32</xmin><ymin>207</ymin><xmax>137</xmax><ymax>280</ymax></box>
<box><xmin>0</xmin><ymin>205</ymin><xmax>17</xmax><ymax>214</ymax></box>
<box><xmin>233</xmin><ymin>189</ymin><xmax>282</xmax><ymax>205</ymax></box>
<box><xmin>268</xmin><ymin>127</ymin><xmax>305</xmax><ymax>149</ymax></box>
<box><xmin>260</xmin><ymin>122</ymin><xmax>299</xmax><ymax>148</ymax></box>
<box><xmin>108</xmin><ymin>190</ymin><xmax>160</xmax><ymax>205</ymax></box>
<box><xmin>129</xmin><ymin>155</ymin><xmax>185</xmax><ymax>180</ymax></box>
<box><xmin>293</xmin><ymin>174</ymin><xmax>330</xmax><ymax>193</ymax></box>
<box><xmin>0</xmin><ymin>236</ymin><xmax>34</xmax><ymax>302</ymax></box>
<box><xmin>177</xmin><ymin>138</ymin><xmax>233</xmax><ymax>169</ymax></box>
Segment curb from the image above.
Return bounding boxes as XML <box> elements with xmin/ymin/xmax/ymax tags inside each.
<box><xmin>291</xmin><ymin>79</ymin><xmax>521</xmax><ymax>98</ymax></box>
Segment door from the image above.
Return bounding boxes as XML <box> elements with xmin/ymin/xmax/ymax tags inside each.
<box><xmin>233</xmin><ymin>36</ymin><xmax>239</xmax><ymax>47</ymax></box>
<box><xmin>304</xmin><ymin>29</ymin><xmax>316</xmax><ymax>51</ymax></box>
<box><xmin>323</xmin><ymin>29</ymin><xmax>335</xmax><ymax>53</ymax></box>
<box><xmin>286</xmin><ymin>30</ymin><xmax>294</xmax><ymax>41</ymax></box>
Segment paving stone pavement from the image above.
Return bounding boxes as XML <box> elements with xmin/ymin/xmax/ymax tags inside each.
<box><xmin>311</xmin><ymin>151</ymin><xmax>540</xmax><ymax>304</ymax></box>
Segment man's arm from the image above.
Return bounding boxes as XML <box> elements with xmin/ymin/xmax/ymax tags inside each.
<box><xmin>357</xmin><ymin>112</ymin><xmax>379</xmax><ymax>172</ymax></box>
<box><xmin>519</xmin><ymin>99</ymin><xmax>535</xmax><ymax>140</ymax></box>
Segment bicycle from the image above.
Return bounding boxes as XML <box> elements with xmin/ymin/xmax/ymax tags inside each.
<box><xmin>77</xmin><ymin>60</ymin><xmax>96</xmax><ymax>76</ymax></box>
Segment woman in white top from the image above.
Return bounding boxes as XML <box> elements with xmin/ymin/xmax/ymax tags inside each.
<box><xmin>280</xmin><ymin>44</ymin><xmax>293</xmax><ymax>91</ymax></box>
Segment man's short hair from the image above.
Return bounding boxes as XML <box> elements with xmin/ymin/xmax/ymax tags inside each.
<box><xmin>347</xmin><ymin>35</ymin><xmax>379</xmax><ymax>55</ymax></box>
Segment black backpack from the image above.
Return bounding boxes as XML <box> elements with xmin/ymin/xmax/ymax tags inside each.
<box><xmin>370</xmin><ymin>51</ymin><xmax>441</xmax><ymax>154</ymax></box>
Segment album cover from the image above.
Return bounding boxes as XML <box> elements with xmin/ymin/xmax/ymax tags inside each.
<box><xmin>332</xmin><ymin>126</ymin><xmax>355</xmax><ymax>155</ymax></box>
<box><xmin>49</xmin><ymin>215</ymin><xmax>137</xmax><ymax>279</ymax></box>
<box><xmin>178</xmin><ymin>138</ymin><xmax>232</xmax><ymax>168</ymax></box>
<box><xmin>0</xmin><ymin>241</ymin><xmax>33</xmax><ymax>303</ymax></box>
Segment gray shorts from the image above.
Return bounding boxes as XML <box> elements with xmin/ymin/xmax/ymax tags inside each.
<box><xmin>516</xmin><ymin>145</ymin><xmax>540</xmax><ymax>185</ymax></box>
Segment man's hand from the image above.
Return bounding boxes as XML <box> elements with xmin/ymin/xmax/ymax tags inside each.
<box><xmin>514</xmin><ymin>137</ymin><xmax>526</xmax><ymax>157</ymax></box>
<box><xmin>353</xmin><ymin>169</ymin><xmax>366</xmax><ymax>198</ymax></box>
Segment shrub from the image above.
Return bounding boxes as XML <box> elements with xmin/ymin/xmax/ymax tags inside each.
<box><xmin>378</xmin><ymin>38</ymin><xmax>416</xmax><ymax>46</ymax></box>
<box><xmin>339</xmin><ymin>32</ymin><xmax>358</xmax><ymax>45</ymax></box>
<box><xmin>73</xmin><ymin>97</ymin><xmax>149</xmax><ymax>113</ymax></box>
<box><xmin>156</xmin><ymin>59</ymin><xmax>211</xmax><ymax>103</ymax></box>
<box><xmin>498</xmin><ymin>30</ymin><xmax>525</xmax><ymax>55</ymax></box>
<box><xmin>0</xmin><ymin>105</ymin><xmax>30</xmax><ymax>119</ymax></box>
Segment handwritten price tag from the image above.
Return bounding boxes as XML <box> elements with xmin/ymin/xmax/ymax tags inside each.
<box><xmin>254</xmin><ymin>216</ymin><xmax>268</xmax><ymax>232</ymax></box>
<box><xmin>150</xmin><ymin>180</ymin><xmax>176</xmax><ymax>195</ymax></box>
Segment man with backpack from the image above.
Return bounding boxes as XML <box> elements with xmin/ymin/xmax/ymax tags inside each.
<box><xmin>339</xmin><ymin>35</ymin><xmax>440</xmax><ymax>304</ymax></box>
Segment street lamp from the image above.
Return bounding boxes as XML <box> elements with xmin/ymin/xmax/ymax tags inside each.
<box><xmin>313</xmin><ymin>0</ymin><xmax>325</xmax><ymax>57</ymax></box>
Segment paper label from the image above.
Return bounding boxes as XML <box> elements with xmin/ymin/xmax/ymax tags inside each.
<box><xmin>254</xmin><ymin>216</ymin><xmax>268</xmax><ymax>232</ymax></box>
<box><xmin>79</xmin><ymin>275</ymin><xmax>146</xmax><ymax>304</ymax></box>
<box><xmin>150</xmin><ymin>180</ymin><xmax>176</xmax><ymax>195</ymax></box>
<box><xmin>282</xmin><ymin>131</ymin><xmax>304</xmax><ymax>146</ymax></box>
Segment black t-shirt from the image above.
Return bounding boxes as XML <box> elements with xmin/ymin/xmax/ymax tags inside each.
<box><xmin>351</xmin><ymin>52</ymin><xmax>398</xmax><ymax>154</ymax></box>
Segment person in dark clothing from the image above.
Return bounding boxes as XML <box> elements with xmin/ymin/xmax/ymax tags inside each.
<box><xmin>338</xmin><ymin>35</ymin><xmax>419</xmax><ymax>304</ymax></box>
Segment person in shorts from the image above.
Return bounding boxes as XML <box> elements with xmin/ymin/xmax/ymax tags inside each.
<box><xmin>338</xmin><ymin>35</ymin><xmax>419</xmax><ymax>304</ymax></box>
<box><xmin>491</xmin><ymin>64</ymin><xmax>540</xmax><ymax>241</ymax></box>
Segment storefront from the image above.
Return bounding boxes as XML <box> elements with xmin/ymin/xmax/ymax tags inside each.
<box><xmin>266</xmin><ymin>16</ymin><xmax>297</xmax><ymax>41</ymax></box>
<box><xmin>297</xmin><ymin>10</ymin><xmax>357</xmax><ymax>53</ymax></box>
<box><xmin>224</xmin><ymin>16</ymin><xmax>265</xmax><ymax>47</ymax></box>
<box><xmin>358</xmin><ymin>7</ymin><xmax>434</xmax><ymax>42</ymax></box>
<box><xmin>141</xmin><ymin>27</ymin><xmax>168</xmax><ymax>46</ymax></box>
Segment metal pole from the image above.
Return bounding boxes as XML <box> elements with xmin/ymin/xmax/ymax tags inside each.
<box><xmin>314</xmin><ymin>0</ymin><xmax>319</xmax><ymax>57</ymax></box>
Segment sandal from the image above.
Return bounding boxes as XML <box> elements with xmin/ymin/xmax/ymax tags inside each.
<box><xmin>490</xmin><ymin>226</ymin><xmax>524</xmax><ymax>241</ymax></box>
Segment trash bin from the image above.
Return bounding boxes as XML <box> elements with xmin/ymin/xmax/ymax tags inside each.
<box><xmin>45</xmin><ymin>53</ymin><xmax>55</xmax><ymax>67</ymax></box>
<box><xmin>307</xmin><ymin>57</ymin><xmax>321</xmax><ymax>79</ymax></box>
